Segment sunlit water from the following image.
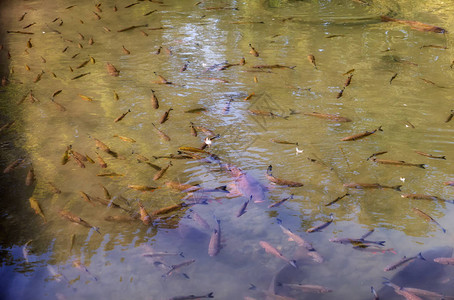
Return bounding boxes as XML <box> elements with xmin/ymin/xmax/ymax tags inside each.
<box><xmin>0</xmin><ymin>0</ymin><xmax>454</xmax><ymax>299</ymax></box>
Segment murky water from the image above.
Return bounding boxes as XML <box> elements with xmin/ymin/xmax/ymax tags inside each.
<box><xmin>0</xmin><ymin>0</ymin><xmax>454</xmax><ymax>299</ymax></box>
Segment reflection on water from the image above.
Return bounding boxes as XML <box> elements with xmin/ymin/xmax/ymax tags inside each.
<box><xmin>0</xmin><ymin>0</ymin><xmax>454</xmax><ymax>299</ymax></box>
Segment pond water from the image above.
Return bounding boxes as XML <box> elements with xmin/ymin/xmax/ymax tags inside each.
<box><xmin>0</xmin><ymin>0</ymin><xmax>453</xmax><ymax>299</ymax></box>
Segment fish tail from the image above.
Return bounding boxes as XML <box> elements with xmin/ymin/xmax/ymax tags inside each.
<box><xmin>289</xmin><ymin>259</ymin><xmax>297</xmax><ymax>268</ymax></box>
<box><xmin>179</xmin><ymin>252</ymin><xmax>184</xmax><ymax>257</ymax></box>
<box><xmin>377</xmin><ymin>125</ymin><xmax>383</xmax><ymax>131</ymax></box>
<box><xmin>418</xmin><ymin>164</ymin><xmax>426</xmax><ymax>169</ymax></box>
<box><xmin>377</xmin><ymin>241</ymin><xmax>386</xmax><ymax>246</ymax></box>
<box><xmin>418</xmin><ymin>252</ymin><xmax>426</xmax><ymax>261</ymax></box>
<box><xmin>93</xmin><ymin>227</ymin><xmax>101</xmax><ymax>234</ymax></box>
<box><xmin>393</xmin><ymin>185</ymin><xmax>402</xmax><ymax>191</ymax></box>
<box><xmin>267</xmin><ymin>165</ymin><xmax>273</xmax><ymax>176</ymax></box>
<box><xmin>207</xmin><ymin>292</ymin><xmax>214</xmax><ymax>298</ymax></box>
<box><xmin>381</xmin><ymin>15</ymin><xmax>396</xmax><ymax>22</ymax></box>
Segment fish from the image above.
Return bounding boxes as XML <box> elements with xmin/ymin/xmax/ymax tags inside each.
<box><xmin>153</xmin><ymin>72</ymin><xmax>172</xmax><ymax>84</ymax></box>
<box><xmin>444</xmin><ymin>181</ymin><xmax>454</xmax><ymax>186</ymax></box>
<box><xmin>114</xmin><ymin>109</ymin><xmax>131</xmax><ymax>123</ymax></box>
<box><xmin>25</xmin><ymin>165</ymin><xmax>35</xmax><ymax>186</ymax></box>
<box><xmin>122</xmin><ymin>45</ymin><xmax>130</xmax><ymax>55</ymax></box>
<box><xmin>105</xmin><ymin>215</ymin><xmax>137</xmax><ymax>222</ymax></box>
<box><xmin>268</xmin><ymin>194</ymin><xmax>293</xmax><ymax>208</ymax></box>
<box><xmin>22</xmin><ymin>240</ymin><xmax>32</xmax><ymax>263</ymax></box>
<box><xmin>0</xmin><ymin>120</ymin><xmax>15</xmax><ymax>134</ymax></box>
<box><xmin>336</xmin><ymin>88</ymin><xmax>344</xmax><ymax>99</ymax></box>
<box><xmin>341</xmin><ymin>126</ymin><xmax>382</xmax><ymax>141</ymax></box>
<box><xmin>106</xmin><ymin>63</ymin><xmax>120</xmax><ymax>76</ymax></box>
<box><xmin>248</xmin><ymin>109</ymin><xmax>288</xmax><ymax>119</ymax></box>
<box><xmin>113</xmin><ymin>91</ymin><xmax>119</xmax><ymax>101</ymax></box>
<box><xmin>382</xmin><ymin>279</ymin><xmax>423</xmax><ymax>300</ymax></box>
<box><xmin>144</xmin><ymin>9</ymin><xmax>158</xmax><ymax>16</ymax></box>
<box><xmin>33</xmin><ymin>71</ymin><xmax>44</xmax><ymax>83</ymax></box>
<box><xmin>90</xmin><ymin>196</ymin><xmax>125</xmax><ymax>211</ymax></box>
<box><xmin>113</xmin><ymin>134</ymin><xmax>135</xmax><ymax>143</ymax></box>
<box><xmin>400</xmin><ymin>194</ymin><xmax>453</xmax><ymax>203</ymax></box>
<box><xmin>343</xmin><ymin>182</ymin><xmax>402</xmax><ymax>191</ymax></box>
<box><xmin>307</xmin><ymin>214</ymin><xmax>334</xmax><ymax>233</ymax></box>
<box><xmin>445</xmin><ymin>110</ymin><xmax>454</xmax><ymax>123</ymax></box>
<box><xmin>307</xmin><ymin>54</ymin><xmax>317</xmax><ymax>69</ymax></box>
<box><xmin>225</xmin><ymin>164</ymin><xmax>267</xmax><ymax>203</ymax></box>
<box><xmin>71</xmin><ymin>72</ymin><xmax>91</xmax><ymax>80</ymax></box>
<box><xmin>189</xmin><ymin>123</ymin><xmax>198</xmax><ymax>137</ymax></box>
<box><xmin>169</xmin><ymin>292</ymin><xmax>214</xmax><ymax>300</ymax></box>
<box><xmin>59</xmin><ymin>210</ymin><xmax>100</xmax><ymax>233</ymax></box>
<box><xmin>249</xmin><ymin>44</ymin><xmax>259</xmax><ymax>57</ymax></box>
<box><xmin>304</xmin><ymin>112</ymin><xmax>351</xmax><ymax>122</ymax></box>
<box><xmin>26</xmin><ymin>38</ymin><xmax>32</xmax><ymax>48</ymax></box>
<box><xmin>166</xmin><ymin>181</ymin><xmax>200</xmax><ymax>192</ymax></box>
<box><xmin>97</xmin><ymin>172</ymin><xmax>124</xmax><ymax>177</ymax></box>
<box><xmin>366</xmin><ymin>151</ymin><xmax>388</xmax><ymax>161</ymax></box>
<box><xmin>79</xmin><ymin>191</ymin><xmax>95</xmax><ymax>206</ymax></box>
<box><xmin>18</xmin><ymin>12</ymin><xmax>27</xmax><ymax>22</ymax></box>
<box><xmin>344</xmin><ymin>74</ymin><xmax>353</xmax><ymax>87</ymax></box>
<box><xmin>93</xmin><ymin>11</ymin><xmax>101</xmax><ymax>19</ymax></box>
<box><xmin>78</xmin><ymin>94</ymin><xmax>94</xmax><ymax>101</ymax></box>
<box><xmin>88</xmin><ymin>37</ymin><xmax>94</xmax><ymax>45</ymax></box>
<box><xmin>237</xmin><ymin>196</ymin><xmax>251</xmax><ymax>217</ymax></box>
<box><xmin>372</xmin><ymin>158</ymin><xmax>425</xmax><ymax>169</ymax></box>
<box><xmin>188</xmin><ymin>209</ymin><xmax>210</xmax><ymax>230</ymax></box>
<box><xmin>271</xmin><ymin>139</ymin><xmax>298</xmax><ymax>145</ymax></box>
<box><xmin>94</xmin><ymin>138</ymin><xmax>118</xmax><ymax>158</ymax></box>
<box><xmin>325</xmin><ymin>193</ymin><xmax>350</xmax><ymax>206</ymax></box>
<box><xmin>138</xmin><ymin>201</ymin><xmax>153</xmax><ymax>225</ymax></box>
<box><xmin>29</xmin><ymin>197</ymin><xmax>46</xmax><ymax>223</ymax></box>
<box><xmin>180</xmin><ymin>61</ymin><xmax>189</xmax><ymax>72</ymax></box>
<box><xmin>73</xmin><ymin>260</ymin><xmax>97</xmax><ymax>281</ymax></box>
<box><xmin>124</xmin><ymin>2</ymin><xmax>140</xmax><ymax>9</ymax></box>
<box><xmin>152</xmin><ymin>203</ymin><xmax>185</xmax><ymax>216</ymax></box>
<box><xmin>330</xmin><ymin>237</ymin><xmax>385</xmax><ymax>247</ymax></box>
<box><xmin>412</xmin><ymin>207</ymin><xmax>446</xmax><ymax>233</ymax></box>
<box><xmin>389</xmin><ymin>73</ymin><xmax>398</xmax><ymax>84</ymax></box>
<box><xmin>194</xmin><ymin>125</ymin><xmax>215</xmax><ymax>137</ymax></box>
<box><xmin>151</xmin><ymin>123</ymin><xmax>171</xmax><ymax>141</ymax></box>
<box><xmin>159</xmin><ymin>108</ymin><xmax>173</xmax><ymax>124</ymax></box>
<box><xmin>259</xmin><ymin>241</ymin><xmax>297</xmax><ymax>268</ymax></box>
<box><xmin>47</xmin><ymin>182</ymin><xmax>62</xmax><ymax>194</ymax></box>
<box><xmin>142</xmin><ymin>251</ymin><xmax>184</xmax><ymax>258</ymax></box>
<box><xmin>278</xmin><ymin>283</ymin><xmax>332</xmax><ymax>293</ymax></box>
<box><xmin>185</xmin><ymin>108</ymin><xmax>207</xmax><ymax>113</ymax></box>
<box><xmin>266</xmin><ymin>165</ymin><xmax>303</xmax><ymax>187</ymax></box>
<box><xmin>150</xmin><ymin>90</ymin><xmax>159</xmax><ymax>109</ymax></box>
<box><xmin>433</xmin><ymin>257</ymin><xmax>454</xmax><ymax>265</ymax></box>
<box><xmin>128</xmin><ymin>185</ymin><xmax>157</xmax><ymax>192</ymax></box>
<box><xmin>208</xmin><ymin>219</ymin><xmax>221</xmax><ymax>256</ymax></box>
<box><xmin>7</xmin><ymin>30</ymin><xmax>34</xmax><ymax>35</ymax></box>
<box><xmin>381</xmin><ymin>15</ymin><xmax>446</xmax><ymax>33</ymax></box>
<box><xmin>252</xmin><ymin>64</ymin><xmax>295</xmax><ymax>69</ymax></box>
<box><xmin>414</xmin><ymin>151</ymin><xmax>446</xmax><ymax>160</ymax></box>
<box><xmin>96</xmin><ymin>153</ymin><xmax>107</xmax><ymax>168</ymax></box>
<box><xmin>400</xmin><ymin>286</ymin><xmax>450</xmax><ymax>300</ymax></box>
<box><xmin>384</xmin><ymin>253</ymin><xmax>425</xmax><ymax>271</ymax></box>
<box><xmin>4</xmin><ymin>158</ymin><xmax>25</xmax><ymax>173</ymax></box>
<box><xmin>153</xmin><ymin>161</ymin><xmax>172</xmax><ymax>181</ymax></box>
<box><xmin>352</xmin><ymin>245</ymin><xmax>396</xmax><ymax>254</ymax></box>
<box><xmin>162</xmin><ymin>259</ymin><xmax>196</xmax><ymax>278</ymax></box>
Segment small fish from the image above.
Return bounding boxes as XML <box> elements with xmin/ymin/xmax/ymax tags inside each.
<box><xmin>352</xmin><ymin>245</ymin><xmax>396</xmax><ymax>254</ymax></box>
<box><xmin>94</xmin><ymin>138</ymin><xmax>118</xmax><ymax>158</ymax></box>
<box><xmin>188</xmin><ymin>209</ymin><xmax>210</xmax><ymax>230</ymax></box>
<box><xmin>78</xmin><ymin>94</ymin><xmax>94</xmax><ymax>101</ymax></box>
<box><xmin>304</xmin><ymin>112</ymin><xmax>351</xmax><ymax>122</ymax></box>
<box><xmin>252</xmin><ymin>64</ymin><xmax>295</xmax><ymax>69</ymax></box>
<box><xmin>18</xmin><ymin>12</ymin><xmax>27</xmax><ymax>22</ymax></box>
<box><xmin>106</xmin><ymin>63</ymin><xmax>120</xmax><ymax>76</ymax></box>
<box><xmin>389</xmin><ymin>73</ymin><xmax>398</xmax><ymax>84</ymax></box>
<box><xmin>144</xmin><ymin>9</ymin><xmax>158</xmax><ymax>16</ymax></box>
<box><xmin>384</xmin><ymin>252</ymin><xmax>425</xmax><ymax>271</ymax></box>
<box><xmin>184</xmin><ymin>108</ymin><xmax>207</xmax><ymax>114</ymax></box>
<box><xmin>372</xmin><ymin>158</ymin><xmax>425</xmax><ymax>169</ymax></box>
<box><xmin>401</xmin><ymin>193</ymin><xmax>452</xmax><ymax>203</ymax></box>
<box><xmin>122</xmin><ymin>45</ymin><xmax>130</xmax><ymax>55</ymax></box>
<box><xmin>113</xmin><ymin>135</ymin><xmax>136</xmax><ymax>143</ymax></box>
<box><xmin>76</xmin><ymin>60</ymin><xmax>89</xmax><ymax>69</ymax></box>
<box><xmin>307</xmin><ymin>54</ymin><xmax>317</xmax><ymax>69</ymax></box>
<box><xmin>208</xmin><ymin>219</ymin><xmax>221</xmax><ymax>256</ymax></box>
<box><xmin>142</xmin><ymin>252</ymin><xmax>184</xmax><ymax>258</ymax></box>
<box><xmin>59</xmin><ymin>210</ymin><xmax>100</xmax><ymax>233</ymax></box>
<box><xmin>149</xmin><ymin>89</ymin><xmax>160</xmax><ymax>109</ymax></box>
<box><xmin>336</xmin><ymin>88</ymin><xmax>344</xmax><ymax>99</ymax></box>
<box><xmin>152</xmin><ymin>123</ymin><xmax>171</xmax><ymax>141</ymax></box>
<box><xmin>96</xmin><ymin>153</ymin><xmax>107</xmax><ymax>168</ymax></box>
<box><xmin>153</xmin><ymin>72</ymin><xmax>172</xmax><ymax>84</ymax></box>
<box><xmin>381</xmin><ymin>15</ymin><xmax>446</xmax><ymax>33</ymax></box>
<box><xmin>249</xmin><ymin>44</ymin><xmax>259</xmax><ymax>57</ymax></box>
<box><xmin>445</xmin><ymin>110</ymin><xmax>454</xmax><ymax>123</ymax></box>
<box><xmin>23</xmin><ymin>240</ymin><xmax>32</xmax><ymax>263</ymax></box>
<box><xmin>29</xmin><ymin>197</ymin><xmax>46</xmax><ymax>223</ymax></box>
<box><xmin>307</xmin><ymin>214</ymin><xmax>334</xmax><ymax>233</ymax></box>
<box><xmin>159</xmin><ymin>108</ymin><xmax>173</xmax><ymax>124</ymax></box>
<box><xmin>163</xmin><ymin>259</ymin><xmax>196</xmax><ymax>278</ymax></box>
<box><xmin>189</xmin><ymin>122</ymin><xmax>198</xmax><ymax>137</ymax></box>
<box><xmin>33</xmin><ymin>71</ymin><xmax>44</xmax><ymax>83</ymax></box>
<box><xmin>325</xmin><ymin>193</ymin><xmax>350</xmax><ymax>206</ymax></box>
<box><xmin>114</xmin><ymin>109</ymin><xmax>131</xmax><ymax>123</ymax></box>
<box><xmin>341</xmin><ymin>126</ymin><xmax>382</xmax><ymax>141</ymax></box>
<box><xmin>180</xmin><ymin>61</ymin><xmax>189</xmax><ymax>72</ymax></box>
<box><xmin>248</xmin><ymin>109</ymin><xmax>288</xmax><ymax>119</ymax></box>
<box><xmin>433</xmin><ymin>257</ymin><xmax>454</xmax><ymax>265</ymax></box>
<box><xmin>330</xmin><ymin>237</ymin><xmax>385</xmax><ymax>247</ymax></box>
<box><xmin>344</xmin><ymin>74</ymin><xmax>353</xmax><ymax>87</ymax></box>
<box><xmin>4</xmin><ymin>158</ymin><xmax>25</xmax><ymax>173</ymax></box>
<box><xmin>153</xmin><ymin>161</ymin><xmax>172</xmax><ymax>180</ymax></box>
<box><xmin>412</xmin><ymin>207</ymin><xmax>446</xmax><ymax>233</ymax></box>
<box><xmin>382</xmin><ymin>279</ymin><xmax>422</xmax><ymax>300</ymax></box>
<box><xmin>266</xmin><ymin>165</ymin><xmax>303</xmax><ymax>187</ymax></box>
<box><xmin>88</xmin><ymin>37</ymin><xmax>94</xmax><ymax>45</ymax></box>
<box><xmin>259</xmin><ymin>241</ymin><xmax>297</xmax><ymax>268</ymax></box>
<box><xmin>138</xmin><ymin>201</ymin><xmax>153</xmax><ymax>225</ymax></box>
<box><xmin>25</xmin><ymin>164</ymin><xmax>35</xmax><ymax>186</ymax></box>
<box><xmin>343</xmin><ymin>182</ymin><xmax>402</xmax><ymax>191</ymax></box>
<box><xmin>271</xmin><ymin>139</ymin><xmax>298</xmax><ymax>145</ymax></box>
<box><xmin>268</xmin><ymin>194</ymin><xmax>293</xmax><ymax>208</ymax></box>
<box><xmin>97</xmin><ymin>172</ymin><xmax>124</xmax><ymax>177</ymax></box>
<box><xmin>414</xmin><ymin>151</ymin><xmax>445</xmax><ymax>159</ymax></box>
<box><xmin>128</xmin><ymin>185</ymin><xmax>157</xmax><ymax>192</ymax></box>
<box><xmin>165</xmin><ymin>181</ymin><xmax>199</xmax><ymax>192</ymax></box>
<box><xmin>279</xmin><ymin>283</ymin><xmax>332</xmax><ymax>293</ymax></box>
<box><xmin>366</xmin><ymin>151</ymin><xmax>388</xmax><ymax>161</ymax></box>
<box><xmin>79</xmin><ymin>191</ymin><xmax>95</xmax><ymax>206</ymax></box>
<box><xmin>48</xmin><ymin>182</ymin><xmax>62</xmax><ymax>194</ymax></box>
<box><xmin>169</xmin><ymin>292</ymin><xmax>214</xmax><ymax>300</ymax></box>
<box><xmin>237</xmin><ymin>196</ymin><xmax>251</xmax><ymax>217</ymax></box>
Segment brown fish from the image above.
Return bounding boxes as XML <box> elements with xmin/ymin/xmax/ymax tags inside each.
<box><xmin>433</xmin><ymin>257</ymin><xmax>454</xmax><ymax>265</ymax></box>
<box><xmin>208</xmin><ymin>219</ymin><xmax>221</xmax><ymax>256</ymax></box>
<box><xmin>325</xmin><ymin>193</ymin><xmax>350</xmax><ymax>206</ymax></box>
<box><xmin>248</xmin><ymin>109</ymin><xmax>288</xmax><ymax>119</ymax></box>
<box><xmin>372</xmin><ymin>158</ymin><xmax>425</xmax><ymax>169</ymax></box>
<box><xmin>29</xmin><ymin>197</ymin><xmax>46</xmax><ymax>223</ymax></box>
<box><xmin>249</xmin><ymin>44</ymin><xmax>259</xmax><ymax>57</ymax></box>
<box><xmin>4</xmin><ymin>158</ymin><xmax>25</xmax><ymax>173</ymax></box>
<box><xmin>79</xmin><ymin>191</ymin><xmax>95</xmax><ymax>207</ymax></box>
<box><xmin>268</xmin><ymin>194</ymin><xmax>293</xmax><ymax>208</ymax></box>
<box><xmin>304</xmin><ymin>112</ymin><xmax>351</xmax><ymax>122</ymax></box>
<box><xmin>152</xmin><ymin>203</ymin><xmax>184</xmax><ymax>216</ymax></box>
<box><xmin>153</xmin><ymin>161</ymin><xmax>172</xmax><ymax>180</ymax></box>
<box><xmin>128</xmin><ymin>185</ymin><xmax>157</xmax><ymax>192</ymax></box>
<box><xmin>113</xmin><ymin>135</ymin><xmax>135</xmax><ymax>143</ymax></box>
<box><xmin>189</xmin><ymin>122</ymin><xmax>198</xmax><ymax>137</ymax></box>
<box><xmin>138</xmin><ymin>201</ymin><xmax>153</xmax><ymax>225</ymax></box>
<box><xmin>344</xmin><ymin>74</ymin><xmax>353</xmax><ymax>87</ymax></box>
<box><xmin>383</xmin><ymin>279</ymin><xmax>423</xmax><ymax>300</ymax></box>
<box><xmin>114</xmin><ymin>109</ymin><xmax>131</xmax><ymax>123</ymax></box>
<box><xmin>96</xmin><ymin>153</ymin><xmax>107</xmax><ymax>168</ymax></box>
<box><xmin>271</xmin><ymin>139</ymin><xmax>298</xmax><ymax>145</ymax></box>
<box><xmin>122</xmin><ymin>45</ymin><xmax>130</xmax><ymax>55</ymax></box>
<box><xmin>266</xmin><ymin>165</ymin><xmax>303</xmax><ymax>187</ymax></box>
<box><xmin>165</xmin><ymin>181</ymin><xmax>200</xmax><ymax>192</ymax></box>
<box><xmin>307</xmin><ymin>214</ymin><xmax>334</xmax><ymax>233</ymax></box>
<box><xmin>366</xmin><ymin>151</ymin><xmax>388</xmax><ymax>161</ymax></box>
<box><xmin>341</xmin><ymin>126</ymin><xmax>382</xmax><ymax>141</ymax></box>
<box><xmin>150</xmin><ymin>90</ymin><xmax>159</xmax><ymax>109</ymax></box>
<box><xmin>259</xmin><ymin>241</ymin><xmax>297</xmax><ymax>268</ymax></box>
<box><xmin>381</xmin><ymin>15</ymin><xmax>446</xmax><ymax>33</ymax></box>
<box><xmin>59</xmin><ymin>210</ymin><xmax>100</xmax><ymax>233</ymax></box>
<box><xmin>343</xmin><ymin>182</ymin><xmax>401</xmax><ymax>191</ymax></box>
<box><xmin>153</xmin><ymin>72</ymin><xmax>172</xmax><ymax>84</ymax></box>
<box><xmin>401</xmin><ymin>193</ymin><xmax>452</xmax><ymax>203</ymax></box>
<box><xmin>412</xmin><ymin>207</ymin><xmax>446</xmax><ymax>233</ymax></box>
<box><xmin>106</xmin><ymin>63</ymin><xmax>120</xmax><ymax>76</ymax></box>
<box><xmin>94</xmin><ymin>138</ymin><xmax>118</xmax><ymax>158</ymax></box>
<box><xmin>445</xmin><ymin>110</ymin><xmax>454</xmax><ymax>123</ymax></box>
<box><xmin>414</xmin><ymin>151</ymin><xmax>445</xmax><ymax>159</ymax></box>
<box><xmin>25</xmin><ymin>165</ymin><xmax>35</xmax><ymax>186</ymax></box>
<box><xmin>307</xmin><ymin>54</ymin><xmax>317</xmax><ymax>69</ymax></box>
<box><xmin>152</xmin><ymin>123</ymin><xmax>170</xmax><ymax>141</ymax></box>
<box><xmin>159</xmin><ymin>108</ymin><xmax>173</xmax><ymax>124</ymax></box>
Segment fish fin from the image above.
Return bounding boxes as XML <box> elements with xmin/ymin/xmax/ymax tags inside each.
<box><xmin>289</xmin><ymin>260</ymin><xmax>297</xmax><ymax>268</ymax></box>
<box><xmin>182</xmin><ymin>273</ymin><xmax>190</xmax><ymax>279</ymax></box>
<box><xmin>418</xmin><ymin>252</ymin><xmax>426</xmax><ymax>260</ymax></box>
<box><xmin>393</xmin><ymin>185</ymin><xmax>402</xmax><ymax>191</ymax></box>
